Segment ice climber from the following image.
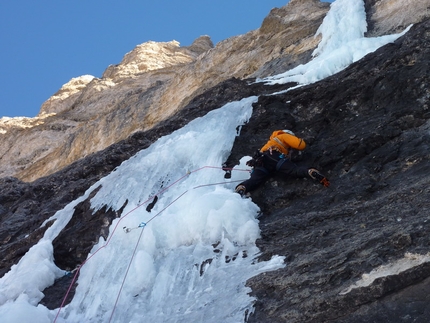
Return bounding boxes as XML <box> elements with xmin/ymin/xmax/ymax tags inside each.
<box><xmin>233</xmin><ymin>129</ymin><xmax>330</xmax><ymax>197</ymax></box>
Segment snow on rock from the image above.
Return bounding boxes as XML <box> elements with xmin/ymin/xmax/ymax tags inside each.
<box><xmin>260</xmin><ymin>0</ymin><xmax>411</xmax><ymax>87</ymax></box>
<box><xmin>340</xmin><ymin>252</ymin><xmax>430</xmax><ymax>295</ymax></box>
<box><xmin>0</xmin><ymin>96</ymin><xmax>286</xmax><ymax>323</ymax></box>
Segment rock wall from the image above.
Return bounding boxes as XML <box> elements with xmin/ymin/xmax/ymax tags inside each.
<box><xmin>366</xmin><ymin>0</ymin><xmax>430</xmax><ymax>36</ymax></box>
<box><xmin>243</xmin><ymin>18</ymin><xmax>430</xmax><ymax>322</ymax></box>
<box><xmin>1</xmin><ymin>1</ymin><xmax>430</xmax><ymax>321</ymax></box>
<box><xmin>2</xmin><ymin>0</ymin><xmax>426</xmax><ymax>182</ymax></box>
<box><xmin>0</xmin><ymin>0</ymin><xmax>329</xmax><ymax>182</ymax></box>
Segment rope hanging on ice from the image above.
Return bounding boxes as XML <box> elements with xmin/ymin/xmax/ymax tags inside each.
<box><xmin>53</xmin><ymin>165</ymin><xmax>250</xmax><ymax>323</ymax></box>
<box><xmin>122</xmin><ymin>178</ymin><xmax>245</xmax><ymax>233</ymax></box>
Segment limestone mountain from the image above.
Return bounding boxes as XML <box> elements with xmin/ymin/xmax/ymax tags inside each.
<box><xmin>1</xmin><ymin>0</ymin><xmax>430</xmax><ymax>322</ymax></box>
<box><xmin>1</xmin><ymin>0</ymin><xmax>422</xmax><ymax>183</ymax></box>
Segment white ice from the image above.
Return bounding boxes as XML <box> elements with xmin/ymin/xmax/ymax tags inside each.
<box><xmin>0</xmin><ymin>97</ymin><xmax>285</xmax><ymax>323</ymax></box>
<box><xmin>260</xmin><ymin>0</ymin><xmax>411</xmax><ymax>88</ymax></box>
<box><xmin>0</xmin><ymin>0</ymin><xmax>417</xmax><ymax>322</ymax></box>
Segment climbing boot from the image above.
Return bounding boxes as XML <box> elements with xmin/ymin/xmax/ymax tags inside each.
<box><xmin>222</xmin><ymin>162</ymin><xmax>232</xmax><ymax>179</ymax></box>
<box><xmin>235</xmin><ymin>185</ymin><xmax>246</xmax><ymax>197</ymax></box>
<box><xmin>308</xmin><ymin>168</ymin><xmax>330</xmax><ymax>187</ymax></box>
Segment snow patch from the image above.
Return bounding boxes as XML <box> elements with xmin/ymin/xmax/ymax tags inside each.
<box><xmin>340</xmin><ymin>252</ymin><xmax>430</xmax><ymax>295</ymax></box>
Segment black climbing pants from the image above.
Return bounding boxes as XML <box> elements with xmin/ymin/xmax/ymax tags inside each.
<box><xmin>238</xmin><ymin>151</ymin><xmax>309</xmax><ymax>193</ymax></box>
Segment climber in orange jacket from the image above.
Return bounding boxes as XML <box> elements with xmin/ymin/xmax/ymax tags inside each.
<box><xmin>234</xmin><ymin>130</ymin><xmax>330</xmax><ymax>197</ymax></box>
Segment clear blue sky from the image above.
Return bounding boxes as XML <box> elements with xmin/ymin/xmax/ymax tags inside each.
<box><xmin>0</xmin><ymin>1</ymin><xmax>332</xmax><ymax>118</ymax></box>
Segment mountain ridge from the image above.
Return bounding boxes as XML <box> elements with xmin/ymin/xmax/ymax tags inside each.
<box><xmin>1</xmin><ymin>0</ymin><xmax>430</xmax><ymax>322</ymax></box>
<box><xmin>0</xmin><ymin>0</ymin><xmax>330</xmax><ymax>182</ymax></box>
<box><xmin>2</xmin><ymin>0</ymin><xmax>421</xmax><ymax>183</ymax></box>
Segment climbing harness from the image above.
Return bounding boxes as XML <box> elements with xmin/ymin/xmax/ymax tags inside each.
<box><xmin>276</xmin><ymin>158</ymin><xmax>288</xmax><ymax>171</ymax></box>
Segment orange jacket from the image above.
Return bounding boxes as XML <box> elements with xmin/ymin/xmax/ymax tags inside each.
<box><xmin>260</xmin><ymin>130</ymin><xmax>306</xmax><ymax>155</ymax></box>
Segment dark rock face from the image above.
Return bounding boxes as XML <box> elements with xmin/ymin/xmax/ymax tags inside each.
<box><xmin>0</xmin><ymin>77</ymin><xmax>275</xmax><ymax>308</ymax></box>
<box><xmin>241</xmin><ymin>20</ymin><xmax>430</xmax><ymax>322</ymax></box>
<box><xmin>0</xmin><ymin>78</ymin><xmax>266</xmax><ymax>276</ymax></box>
<box><xmin>1</xmin><ymin>16</ymin><xmax>430</xmax><ymax>323</ymax></box>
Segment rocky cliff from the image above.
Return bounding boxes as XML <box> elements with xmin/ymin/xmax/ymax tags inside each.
<box><xmin>1</xmin><ymin>0</ymin><xmax>430</xmax><ymax>322</ymax></box>
<box><xmin>3</xmin><ymin>0</ymin><xmax>422</xmax><ymax>183</ymax></box>
<box><xmin>0</xmin><ymin>0</ymin><xmax>331</xmax><ymax>182</ymax></box>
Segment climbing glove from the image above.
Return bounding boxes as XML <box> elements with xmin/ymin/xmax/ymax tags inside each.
<box><xmin>308</xmin><ymin>168</ymin><xmax>330</xmax><ymax>187</ymax></box>
<box><xmin>246</xmin><ymin>150</ymin><xmax>264</xmax><ymax>167</ymax></box>
<box><xmin>246</xmin><ymin>159</ymin><xmax>256</xmax><ymax>167</ymax></box>
<box><xmin>253</xmin><ymin>150</ymin><xmax>263</xmax><ymax>160</ymax></box>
